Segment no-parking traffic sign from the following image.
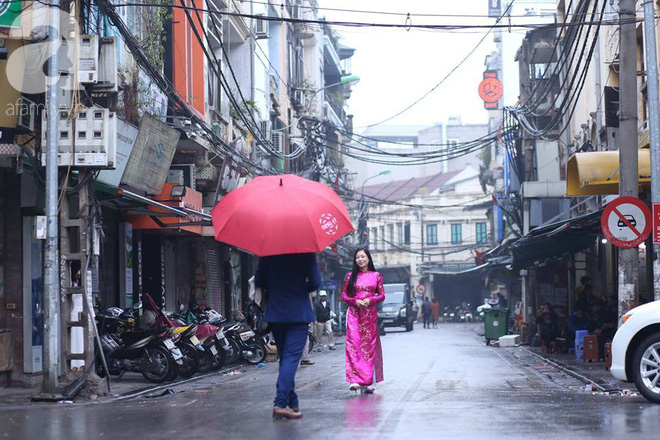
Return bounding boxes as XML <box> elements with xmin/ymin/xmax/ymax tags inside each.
<box><xmin>601</xmin><ymin>197</ymin><xmax>651</xmax><ymax>248</ymax></box>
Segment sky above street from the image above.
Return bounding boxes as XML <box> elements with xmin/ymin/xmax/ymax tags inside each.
<box><xmin>320</xmin><ymin>0</ymin><xmax>504</xmax><ymax>130</ymax></box>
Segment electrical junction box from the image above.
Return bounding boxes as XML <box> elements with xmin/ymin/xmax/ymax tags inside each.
<box><xmin>79</xmin><ymin>35</ymin><xmax>99</xmax><ymax>84</ymax></box>
<box><xmin>41</xmin><ymin>107</ymin><xmax>117</xmax><ymax>168</ymax></box>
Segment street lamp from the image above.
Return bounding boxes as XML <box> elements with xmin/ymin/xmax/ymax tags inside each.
<box><xmin>358</xmin><ymin>169</ymin><xmax>391</xmax><ymax>247</ymax></box>
<box><xmin>309</xmin><ymin>75</ymin><xmax>360</xmax><ymax>99</ymax></box>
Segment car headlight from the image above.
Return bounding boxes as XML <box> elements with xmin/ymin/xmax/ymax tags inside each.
<box><xmin>399</xmin><ymin>307</ymin><xmax>406</xmax><ymax>317</ymax></box>
<box><xmin>618</xmin><ymin>312</ymin><xmax>633</xmax><ymax>328</ymax></box>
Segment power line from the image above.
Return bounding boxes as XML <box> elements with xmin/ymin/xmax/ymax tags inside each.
<box><xmin>241</xmin><ymin>0</ymin><xmax>609</xmax><ymax>20</ymax></box>
<box><xmin>109</xmin><ymin>1</ymin><xmax>643</xmax><ymax>31</ymax></box>
<box><xmin>360</xmin><ymin>1</ymin><xmax>517</xmax><ymax>128</ymax></box>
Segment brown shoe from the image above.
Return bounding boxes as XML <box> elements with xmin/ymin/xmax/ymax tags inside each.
<box><xmin>272</xmin><ymin>406</ymin><xmax>302</xmax><ymax>420</ymax></box>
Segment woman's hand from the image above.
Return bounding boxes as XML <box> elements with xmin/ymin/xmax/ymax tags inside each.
<box><xmin>354</xmin><ymin>299</ymin><xmax>371</xmax><ymax>309</ymax></box>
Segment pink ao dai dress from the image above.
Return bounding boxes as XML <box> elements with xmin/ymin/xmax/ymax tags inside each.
<box><xmin>341</xmin><ymin>271</ymin><xmax>385</xmax><ymax>386</ymax></box>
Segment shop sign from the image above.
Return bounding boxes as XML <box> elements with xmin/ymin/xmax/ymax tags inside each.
<box><xmin>488</xmin><ymin>0</ymin><xmax>501</xmax><ymax>18</ymax></box>
<box><xmin>478</xmin><ymin>71</ymin><xmax>503</xmax><ymax>110</ymax></box>
<box><xmin>0</xmin><ymin>0</ymin><xmax>22</xmax><ymax>28</ymax></box>
<box><xmin>601</xmin><ymin>196</ymin><xmax>651</xmax><ymax>248</ymax></box>
<box><xmin>653</xmin><ymin>203</ymin><xmax>660</xmax><ymax>244</ymax></box>
<box><xmin>127</xmin><ymin>183</ymin><xmax>204</xmax><ymax>235</ymax></box>
<box><xmin>121</xmin><ymin>114</ymin><xmax>180</xmax><ymax>195</ymax></box>
<box><xmin>97</xmin><ymin>118</ymin><xmax>139</xmax><ymax>187</ymax></box>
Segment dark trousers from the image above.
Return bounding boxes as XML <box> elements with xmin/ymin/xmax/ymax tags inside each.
<box><xmin>423</xmin><ymin>315</ymin><xmax>431</xmax><ymax>328</ymax></box>
<box><xmin>271</xmin><ymin>322</ymin><xmax>309</xmax><ymax>408</ymax></box>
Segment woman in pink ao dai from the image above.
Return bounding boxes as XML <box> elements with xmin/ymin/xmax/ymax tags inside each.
<box><xmin>341</xmin><ymin>247</ymin><xmax>384</xmax><ymax>394</ymax></box>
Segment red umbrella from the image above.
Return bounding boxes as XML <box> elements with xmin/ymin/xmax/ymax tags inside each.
<box><xmin>211</xmin><ymin>174</ymin><xmax>354</xmax><ymax>256</ymax></box>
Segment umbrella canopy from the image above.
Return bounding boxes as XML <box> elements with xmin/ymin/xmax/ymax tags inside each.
<box><xmin>211</xmin><ymin>174</ymin><xmax>354</xmax><ymax>256</ymax></box>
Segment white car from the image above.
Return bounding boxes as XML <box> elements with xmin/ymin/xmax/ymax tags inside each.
<box><xmin>611</xmin><ymin>300</ymin><xmax>660</xmax><ymax>403</ymax></box>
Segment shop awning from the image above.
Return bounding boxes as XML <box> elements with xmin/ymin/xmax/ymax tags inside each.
<box><xmin>566</xmin><ymin>150</ymin><xmax>651</xmax><ymax>196</ymax></box>
<box><xmin>95</xmin><ymin>183</ymin><xmax>212</xmax><ymax>234</ymax></box>
<box><xmin>511</xmin><ymin>209</ymin><xmax>603</xmax><ymax>268</ymax></box>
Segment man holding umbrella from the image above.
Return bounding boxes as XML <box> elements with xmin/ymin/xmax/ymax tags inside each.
<box><xmin>255</xmin><ymin>253</ymin><xmax>321</xmax><ymax>420</ymax></box>
<box><xmin>212</xmin><ymin>174</ymin><xmax>355</xmax><ymax>420</ymax></box>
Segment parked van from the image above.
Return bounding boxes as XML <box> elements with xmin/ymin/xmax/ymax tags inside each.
<box><xmin>377</xmin><ymin>283</ymin><xmax>416</xmax><ymax>332</ymax></box>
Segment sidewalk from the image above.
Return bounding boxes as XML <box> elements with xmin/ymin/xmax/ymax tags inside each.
<box><xmin>1</xmin><ymin>336</ymin><xmax>347</xmax><ymax>407</ymax></box>
<box><xmin>0</xmin><ymin>370</ymin><xmax>231</xmax><ymax>407</ymax></box>
<box><xmin>524</xmin><ymin>346</ymin><xmax>630</xmax><ymax>393</ymax></box>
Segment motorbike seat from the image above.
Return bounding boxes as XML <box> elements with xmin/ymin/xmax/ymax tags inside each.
<box><xmin>119</xmin><ymin>327</ymin><xmax>168</xmax><ymax>344</ymax></box>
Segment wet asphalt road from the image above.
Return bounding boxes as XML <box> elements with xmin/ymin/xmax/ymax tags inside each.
<box><xmin>1</xmin><ymin>322</ymin><xmax>660</xmax><ymax>440</ymax></box>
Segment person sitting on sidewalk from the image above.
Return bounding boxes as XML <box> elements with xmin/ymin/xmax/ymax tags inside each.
<box><xmin>567</xmin><ymin>309</ymin><xmax>591</xmax><ymax>348</ymax></box>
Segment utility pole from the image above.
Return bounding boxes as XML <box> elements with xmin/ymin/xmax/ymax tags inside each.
<box><xmin>42</xmin><ymin>0</ymin><xmax>61</xmax><ymax>396</ymax></box>
<box><xmin>642</xmin><ymin>0</ymin><xmax>660</xmax><ymax>301</ymax></box>
<box><xmin>618</xmin><ymin>0</ymin><xmax>639</xmax><ymax>316</ymax></box>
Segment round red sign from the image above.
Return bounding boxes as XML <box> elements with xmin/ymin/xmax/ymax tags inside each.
<box><xmin>600</xmin><ymin>196</ymin><xmax>652</xmax><ymax>248</ymax></box>
<box><xmin>478</xmin><ymin>78</ymin><xmax>503</xmax><ymax>103</ymax></box>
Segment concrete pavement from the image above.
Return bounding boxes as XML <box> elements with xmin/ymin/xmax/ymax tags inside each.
<box><xmin>1</xmin><ymin>323</ymin><xmax>659</xmax><ymax>440</ymax></box>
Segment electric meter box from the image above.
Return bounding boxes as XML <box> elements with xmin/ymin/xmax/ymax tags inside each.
<box><xmin>41</xmin><ymin>107</ymin><xmax>117</xmax><ymax>168</ymax></box>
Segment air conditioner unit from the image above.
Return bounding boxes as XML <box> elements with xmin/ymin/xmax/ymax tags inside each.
<box><xmin>259</xmin><ymin>120</ymin><xmax>271</xmax><ymax>141</ymax></box>
<box><xmin>255</xmin><ymin>15</ymin><xmax>269</xmax><ymax>39</ymax></box>
<box><xmin>17</xmin><ymin>97</ymin><xmax>36</xmax><ymax>133</ymax></box>
<box><xmin>41</xmin><ymin>107</ymin><xmax>117</xmax><ymax>167</ymax></box>
<box><xmin>271</xmin><ymin>131</ymin><xmax>284</xmax><ymax>153</ymax></box>
<box><xmin>196</xmin><ymin>163</ymin><xmax>217</xmax><ymax>182</ymax></box>
<box><xmin>79</xmin><ymin>35</ymin><xmax>99</xmax><ymax>84</ymax></box>
<box><xmin>169</xmin><ymin>164</ymin><xmax>196</xmax><ymax>190</ymax></box>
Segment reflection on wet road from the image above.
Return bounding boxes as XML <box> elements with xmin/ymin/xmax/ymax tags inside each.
<box><xmin>1</xmin><ymin>323</ymin><xmax>659</xmax><ymax>439</ymax></box>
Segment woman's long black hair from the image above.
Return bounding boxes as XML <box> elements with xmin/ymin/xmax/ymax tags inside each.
<box><xmin>346</xmin><ymin>247</ymin><xmax>376</xmax><ymax>297</ymax></box>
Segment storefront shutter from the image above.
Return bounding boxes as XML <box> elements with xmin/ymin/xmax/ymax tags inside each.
<box><xmin>207</xmin><ymin>248</ymin><xmax>224</xmax><ymax>313</ymax></box>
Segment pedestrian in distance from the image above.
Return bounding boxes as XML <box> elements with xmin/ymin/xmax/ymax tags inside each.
<box><xmin>341</xmin><ymin>247</ymin><xmax>385</xmax><ymax>394</ymax></box>
<box><xmin>431</xmin><ymin>298</ymin><xmax>441</xmax><ymax>328</ymax></box>
<box><xmin>300</xmin><ymin>329</ymin><xmax>314</xmax><ymax>366</ymax></box>
<box><xmin>255</xmin><ymin>253</ymin><xmax>322</xmax><ymax>420</ymax></box>
<box><xmin>422</xmin><ymin>297</ymin><xmax>432</xmax><ymax>329</ymax></box>
<box><xmin>314</xmin><ymin>290</ymin><xmax>336</xmax><ymax>351</ymax></box>
<box><xmin>301</xmin><ymin>293</ymin><xmax>316</xmax><ymax>365</ymax></box>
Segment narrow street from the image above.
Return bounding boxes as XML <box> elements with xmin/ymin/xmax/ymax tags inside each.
<box><xmin>1</xmin><ymin>323</ymin><xmax>659</xmax><ymax>440</ymax></box>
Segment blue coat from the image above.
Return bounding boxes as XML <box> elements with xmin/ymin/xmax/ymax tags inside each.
<box><xmin>254</xmin><ymin>253</ymin><xmax>322</xmax><ymax>323</ymax></box>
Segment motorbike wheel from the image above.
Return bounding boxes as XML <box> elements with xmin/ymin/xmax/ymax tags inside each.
<box><xmin>405</xmin><ymin>320</ymin><xmax>413</xmax><ymax>332</ymax></box>
<box><xmin>243</xmin><ymin>340</ymin><xmax>267</xmax><ymax>365</ymax></box>
<box><xmin>196</xmin><ymin>349</ymin><xmax>213</xmax><ymax>374</ymax></box>
<box><xmin>95</xmin><ymin>355</ymin><xmax>107</xmax><ymax>378</ymax></box>
<box><xmin>226</xmin><ymin>338</ymin><xmax>242</xmax><ymax>364</ymax></box>
<box><xmin>140</xmin><ymin>347</ymin><xmax>173</xmax><ymax>383</ymax></box>
<box><xmin>210</xmin><ymin>342</ymin><xmax>227</xmax><ymax>371</ymax></box>
<box><xmin>177</xmin><ymin>343</ymin><xmax>200</xmax><ymax>378</ymax></box>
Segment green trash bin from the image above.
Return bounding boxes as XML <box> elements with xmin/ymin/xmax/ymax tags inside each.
<box><xmin>484</xmin><ymin>308</ymin><xmax>508</xmax><ymax>345</ymax></box>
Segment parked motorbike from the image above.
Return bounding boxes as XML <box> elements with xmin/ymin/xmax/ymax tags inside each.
<box><xmin>95</xmin><ymin>306</ymin><xmax>183</xmax><ymax>383</ymax></box>
<box><xmin>146</xmin><ymin>294</ymin><xmax>228</xmax><ymax>373</ymax></box>
<box><xmin>443</xmin><ymin>306</ymin><xmax>453</xmax><ymax>323</ymax></box>
<box><xmin>223</xmin><ymin>319</ymin><xmax>267</xmax><ymax>365</ymax></box>
<box><xmin>183</xmin><ymin>303</ymin><xmax>233</xmax><ymax>369</ymax></box>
